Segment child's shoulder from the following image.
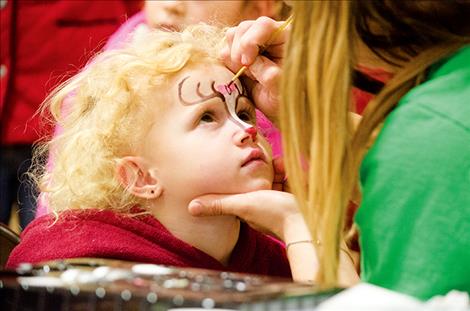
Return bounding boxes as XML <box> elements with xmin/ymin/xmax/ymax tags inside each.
<box><xmin>7</xmin><ymin>208</ymin><xmax>157</xmax><ymax>269</ymax></box>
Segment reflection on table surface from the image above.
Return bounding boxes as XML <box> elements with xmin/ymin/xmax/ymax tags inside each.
<box><xmin>0</xmin><ymin>258</ymin><xmax>341</xmax><ymax>310</ymax></box>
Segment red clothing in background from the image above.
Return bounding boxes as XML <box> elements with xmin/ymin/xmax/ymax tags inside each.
<box><xmin>7</xmin><ymin>209</ymin><xmax>292</xmax><ymax>278</ymax></box>
<box><xmin>0</xmin><ymin>0</ymin><xmax>142</xmax><ymax>144</ymax></box>
<box><xmin>1</xmin><ymin>0</ymin><xmax>142</xmax><ymax>229</ymax></box>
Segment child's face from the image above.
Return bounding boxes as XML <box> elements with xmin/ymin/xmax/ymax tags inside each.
<box><xmin>144</xmin><ymin>1</ymin><xmax>264</xmax><ymax>31</ymax></box>
<box><xmin>144</xmin><ymin>0</ymin><xmax>273</xmax><ymax>30</ymax></box>
<box><xmin>142</xmin><ymin>64</ymin><xmax>274</xmax><ymax>200</ymax></box>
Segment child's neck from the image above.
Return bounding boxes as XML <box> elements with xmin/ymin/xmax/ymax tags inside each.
<box><xmin>149</xmin><ymin>196</ymin><xmax>240</xmax><ymax>265</ymax></box>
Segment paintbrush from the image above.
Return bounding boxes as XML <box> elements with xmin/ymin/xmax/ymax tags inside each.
<box><xmin>226</xmin><ymin>15</ymin><xmax>294</xmax><ymax>88</ymax></box>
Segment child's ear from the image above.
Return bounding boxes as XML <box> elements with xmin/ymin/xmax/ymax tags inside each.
<box><xmin>116</xmin><ymin>157</ymin><xmax>163</xmax><ymax>199</ymax></box>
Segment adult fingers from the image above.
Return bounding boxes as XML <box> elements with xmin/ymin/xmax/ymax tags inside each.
<box><xmin>188</xmin><ymin>193</ymin><xmax>250</xmax><ymax>218</ymax></box>
<box><xmin>272</xmin><ymin>158</ymin><xmax>291</xmax><ymax>192</ymax></box>
<box><xmin>188</xmin><ymin>190</ymin><xmax>299</xmax><ymax>239</ymax></box>
<box><xmin>273</xmin><ymin>157</ymin><xmax>286</xmax><ymax>176</ymax></box>
<box><xmin>249</xmin><ymin>55</ymin><xmax>282</xmax><ymax>91</ymax></box>
<box><xmin>230</xmin><ymin>20</ymin><xmax>255</xmax><ymax>70</ymax></box>
<box><xmin>272</xmin><ymin>157</ymin><xmax>285</xmax><ymax>190</ymax></box>
<box><xmin>222</xmin><ymin>17</ymin><xmax>289</xmax><ymax>75</ymax></box>
<box><xmin>238</xmin><ymin>16</ymin><xmax>284</xmax><ymax>66</ymax></box>
<box><xmin>221</xmin><ymin>27</ymin><xmax>241</xmax><ymax>74</ymax></box>
<box><xmin>234</xmin><ymin>17</ymin><xmax>290</xmax><ymax>66</ymax></box>
<box><xmin>247</xmin><ymin>55</ymin><xmax>282</xmax><ymax>121</ymax></box>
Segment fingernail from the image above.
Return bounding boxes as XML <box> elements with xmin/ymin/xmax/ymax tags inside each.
<box><xmin>189</xmin><ymin>201</ymin><xmax>202</xmax><ymax>213</ymax></box>
<box><xmin>241</xmin><ymin>55</ymin><xmax>248</xmax><ymax>66</ymax></box>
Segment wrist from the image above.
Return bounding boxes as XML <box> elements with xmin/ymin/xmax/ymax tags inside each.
<box><xmin>282</xmin><ymin>211</ymin><xmax>312</xmax><ymax>244</ymax></box>
<box><xmin>285</xmin><ymin>239</ymin><xmax>320</xmax><ymax>252</ymax></box>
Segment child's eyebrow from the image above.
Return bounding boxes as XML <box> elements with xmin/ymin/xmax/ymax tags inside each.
<box><xmin>177</xmin><ymin>75</ymin><xmax>254</xmax><ymax>129</ymax></box>
<box><xmin>178</xmin><ymin>76</ymin><xmax>225</xmax><ymax>106</ymax></box>
<box><xmin>177</xmin><ymin>76</ymin><xmax>249</xmax><ymax>107</ymax></box>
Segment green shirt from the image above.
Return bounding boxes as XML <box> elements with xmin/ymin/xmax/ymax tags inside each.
<box><xmin>356</xmin><ymin>45</ymin><xmax>470</xmax><ymax>300</ymax></box>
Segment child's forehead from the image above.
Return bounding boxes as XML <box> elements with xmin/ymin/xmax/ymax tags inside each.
<box><xmin>172</xmin><ymin>63</ymin><xmax>245</xmax><ymax>104</ymax></box>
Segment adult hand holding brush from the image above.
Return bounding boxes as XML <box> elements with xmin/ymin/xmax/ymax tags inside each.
<box><xmin>221</xmin><ymin>16</ymin><xmax>293</xmax><ymax>126</ymax></box>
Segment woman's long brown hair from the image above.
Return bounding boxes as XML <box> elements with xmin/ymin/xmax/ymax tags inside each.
<box><xmin>281</xmin><ymin>0</ymin><xmax>470</xmax><ymax>286</ymax></box>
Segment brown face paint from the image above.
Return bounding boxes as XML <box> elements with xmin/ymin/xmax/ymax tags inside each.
<box><xmin>178</xmin><ymin>76</ymin><xmax>224</xmax><ymax>106</ymax></box>
<box><xmin>177</xmin><ymin>76</ymin><xmax>254</xmax><ymax>132</ymax></box>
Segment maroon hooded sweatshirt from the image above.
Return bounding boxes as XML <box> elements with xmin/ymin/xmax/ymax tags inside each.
<box><xmin>7</xmin><ymin>209</ymin><xmax>291</xmax><ymax>278</ymax></box>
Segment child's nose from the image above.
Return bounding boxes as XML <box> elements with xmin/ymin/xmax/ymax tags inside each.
<box><xmin>163</xmin><ymin>1</ymin><xmax>185</xmax><ymax>16</ymax></box>
<box><xmin>235</xmin><ymin>126</ymin><xmax>257</xmax><ymax>145</ymax></box>
<box><xmin>245</xmin><ymin>127</ymin><xmax>257</xmax><ymax>141</ymax></box>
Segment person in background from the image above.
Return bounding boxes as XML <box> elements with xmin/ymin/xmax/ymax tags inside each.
<box><xmin>105</xmin><ymin>1</ymin><xmax>286</xmax><ymax>50</ymax></box>
<box><xmin>0</xmin><ymin>0</ymin><xmax>142</xmax><ymax>229</ymax></box>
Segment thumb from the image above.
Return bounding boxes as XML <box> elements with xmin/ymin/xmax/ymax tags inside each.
<box><xmin>247</xmin><ymin>55</ymin><xmax>281</xmax><ymax>122</ymax></box>
<box><xmin>249</xmin><ymin>55</ymin><xmax>281</xmax><ymax>93</ymax></box>
<box><xmin>188</xmin><ymin>194</ymin><xmax>248</xmax><ymax>217</ymax></box>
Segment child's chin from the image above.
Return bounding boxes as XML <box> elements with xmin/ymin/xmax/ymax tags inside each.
<box><xmin>243</xmin><ymin>179</ymin><xmax>273</xmax><ymax>192</ymax></box>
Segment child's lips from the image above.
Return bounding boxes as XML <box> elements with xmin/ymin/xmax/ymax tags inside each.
<box><xmin>241</xmin><ymin>149</ymin><xmax>267</xmax><ymax>167</ymax></box>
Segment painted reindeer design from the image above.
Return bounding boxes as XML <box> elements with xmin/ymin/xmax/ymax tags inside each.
<box><xmin>177</xmin><ymin>76</ymin><xmax>256</xmax><ymax>139</ymax></box>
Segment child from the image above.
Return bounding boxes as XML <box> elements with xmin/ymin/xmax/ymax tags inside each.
<box><xmin>34</xmin><ymin>0</ymin><xmax>288</xmax><ymax>218</ymax></box>
<box><xmin>7</xmin><ymin>25</ymin><xmax>291</xmax><ymax>278</ymax></box>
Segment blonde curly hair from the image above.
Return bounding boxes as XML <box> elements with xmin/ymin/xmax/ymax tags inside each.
<box><xmin>34</xmin><ymin>25</ymin><xmax>225</xmax><ymax>214</ymax></box>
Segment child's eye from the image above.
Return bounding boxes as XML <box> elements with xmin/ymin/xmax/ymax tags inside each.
<box><xmin>237</xmin><ymin>109</ymin><xmax>256</xmax><ymax>124</ymax></box>
<box><xmin>199</xmin><ymin>112</ymin><xmax>215</xmax><ymax>123</ymax></box>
